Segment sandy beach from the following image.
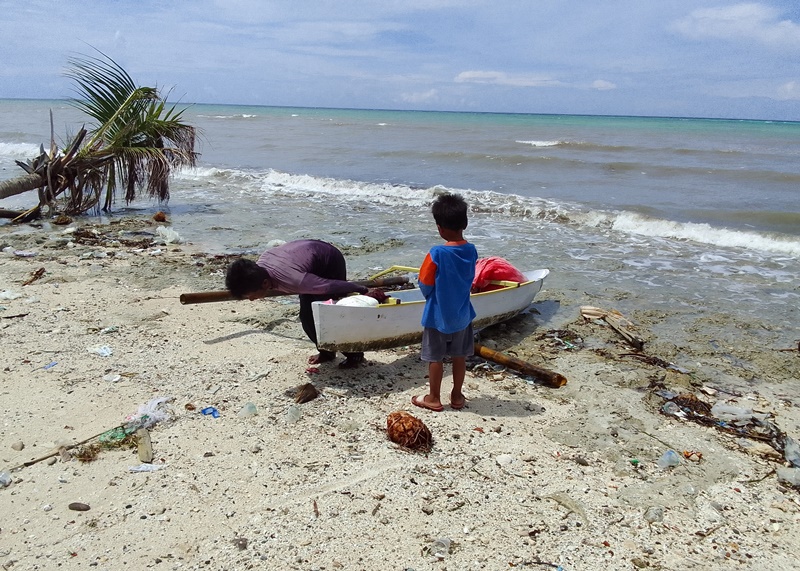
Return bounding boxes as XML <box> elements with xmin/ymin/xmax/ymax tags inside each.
<box><xmin>1</xmin><ymin>216</ymin><xmax>799</xmax><ymax>571</ymax></box>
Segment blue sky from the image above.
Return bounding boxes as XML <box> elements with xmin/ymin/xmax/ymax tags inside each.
<box><xmin>1</xmin><ymin>1</ymin><xmax>799</xmax><ymax>120</ymax></box>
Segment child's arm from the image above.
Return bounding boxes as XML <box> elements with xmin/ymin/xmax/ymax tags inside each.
<box><xmin>418</xmin><ymin>252</ymin><xmax>437</xmax><ymax>299</ymax></box>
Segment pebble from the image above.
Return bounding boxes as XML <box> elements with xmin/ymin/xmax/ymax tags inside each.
<box><xmin>496</xmin><ymin>454</ymin><xmax>515</xmax><ymax>466</ymax></box>
<box><xmin>47</xmin><ymin>457</ymin><xmax>58</xmax><ymax>466</ymax></box>
<box><xmin>644</xmin><ymin>506</ymin><xmax>664</xmax><ymax>523</ymax></box>
<box><xmin>68</xmin><ymin>502</ymin><xmax>91</xmax><ymax>511</ymax></box>
<box><xmin>11</xmin><ymin>441</ymin><xmax>24</xmax><ymax>451</ymax></box>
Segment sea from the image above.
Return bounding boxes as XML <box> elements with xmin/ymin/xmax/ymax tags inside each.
<box><xmin>1</xmin><ymin>98</ymin><xmax>798</xmax><ymax>356</ymax></box>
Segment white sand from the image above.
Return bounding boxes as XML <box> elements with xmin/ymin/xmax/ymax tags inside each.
<box><xmin>1</xmin><ymin>217</ymin><xmax>799</xmax><ymax>571</ymax></box>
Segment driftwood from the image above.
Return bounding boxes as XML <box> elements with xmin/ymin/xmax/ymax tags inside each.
<box><xmin>474</xmin><ymin>343</ymin><xmax>567</xmax><ymax>388</ymax></box>
<box><xmin>580</xmin><ymin>305</ymin><xmax>644</xmax><ymax>350</ymax></box>
<box><xmin>8</xmin><ymin>425</ymin><xmax>124</xmax><ymax>472</ymax></box>
<box><xmin>22</xmin><ymin>267</ymin><xmax>46</xmax><ymax>286</ymax></box>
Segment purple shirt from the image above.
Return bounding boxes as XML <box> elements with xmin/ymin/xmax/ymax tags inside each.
<box><xmin>256</xmin><ymin>240</ymin><xmax>367</xmax><ymax>297</ymax></box>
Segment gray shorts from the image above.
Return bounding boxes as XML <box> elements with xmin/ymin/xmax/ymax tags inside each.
<box><xmin>420</xmin><ymin>324</ymin><xmax>475</xmax><ymax>362</ymax></box>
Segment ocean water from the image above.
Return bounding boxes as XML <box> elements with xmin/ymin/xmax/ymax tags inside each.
<box><xmin>1</xmin><ymin>98</ymin><xmax>799</xmax><ymax>354</ymax></box>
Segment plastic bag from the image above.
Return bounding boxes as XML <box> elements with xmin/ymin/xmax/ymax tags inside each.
<box><xmin>336</xmin><ymin>295</ymin><xmax>379</xmax><ymax>307</ymax></box>
<box><xmin>472</xmin><ymin>257</ymin><xmax>526</xmax><ymax>292</ymax></box>
<box><xmin>125</xmin><ymin>396</ymin><xmax>173</xmax><ymax>430</ymax></box>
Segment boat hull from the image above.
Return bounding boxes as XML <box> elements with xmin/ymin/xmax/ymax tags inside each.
<box><xmin>313</xmin><ymin>269</ymin><xmax>549</xmax><ymax>352</ymax></box>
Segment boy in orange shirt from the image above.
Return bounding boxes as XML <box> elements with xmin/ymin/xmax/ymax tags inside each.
<box><xmin>411</xmin><ymin>193</ymin><xmax>478</xmax><ymax>412</ymax></box>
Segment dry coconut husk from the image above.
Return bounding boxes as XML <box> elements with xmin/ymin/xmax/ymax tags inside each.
<box><xmin>295</xmin><ymin>383</ymin><xmax>320</xmax><ymax>404</ymax></box>
<box><xmin>387</xmin><ymin>411</ymin><xmax>432</xmax><ymax>452</ymax></box>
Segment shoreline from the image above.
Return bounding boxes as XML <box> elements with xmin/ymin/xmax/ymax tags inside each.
<box><xmin>1</xmin><ymin>216</ymin><xmax>799</xmax><ymax>570</ymax></box>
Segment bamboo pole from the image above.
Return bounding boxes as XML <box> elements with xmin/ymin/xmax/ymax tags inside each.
<box><xmin>474</xmin><ymin>343</ymin><xmax>567</xmax><ymax>388</ymax></box>
<box><xmin>179</xmin><ymin>275</ymin><xmax>410</xmax><ymax>305</ymax></box>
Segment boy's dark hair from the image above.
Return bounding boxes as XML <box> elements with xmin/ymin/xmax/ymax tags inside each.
<box><xmin>431</xmin><ymin>193</ymin><xmax>469</xmax><ymax>231</ymax></box>
<box><xmin>226</xmin><ymin>258</ymin><xmax>269</xmax><ymax>299</ymax></box>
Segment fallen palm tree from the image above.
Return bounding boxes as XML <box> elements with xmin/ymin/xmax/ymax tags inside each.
<box><xmin>0</xmin><ymin>50</ymin><xmax>197</xmax><ymax>219</ymax></box>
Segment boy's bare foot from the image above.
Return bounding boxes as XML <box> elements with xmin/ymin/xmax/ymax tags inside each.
<box><xmin>450</xmin><ymin>394</ymin><xmax>466</xmax><ymax>410</ymax></box>
<box><xmin>308</xmin><ymin>352</ymin><xmax>336</xmax><ymax>365</ymax></box>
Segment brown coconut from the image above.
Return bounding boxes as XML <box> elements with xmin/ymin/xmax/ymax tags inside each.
<box><xmin>387</xmin><ymin>411</ymin><xmax>432</xmax><ymax>452</ymax></box>
<box><xmin>295</xmin><ymin>382</ymin><xmax>320</xmax><ymax>403</ymax></box>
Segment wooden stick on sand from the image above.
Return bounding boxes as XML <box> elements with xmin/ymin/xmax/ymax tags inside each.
<box><xmin>474</xmin><ymin>343</ymin><xmax>567</xmax><ymax>388</ymax></box>
<box><xmin>580</xmin><ymin>305</ymin><xmax>644</xmax><ymax>351</ymax></box>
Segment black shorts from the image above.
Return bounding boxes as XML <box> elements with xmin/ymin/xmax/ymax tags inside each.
<box><xmin>420</xmin><ymin>324</ymin><xmax>474</xmax><ymax>362</ymax></box>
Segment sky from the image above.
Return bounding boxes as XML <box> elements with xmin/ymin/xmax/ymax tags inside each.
<box><xmin>1</xmin><ymin>1</ymin><xmax>799</xmax><ymax>120</ymax></box>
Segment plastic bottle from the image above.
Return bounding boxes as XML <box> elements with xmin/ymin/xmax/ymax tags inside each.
<box><xmin>430</xmin><ymin>538</ymin><xmax>451</xmax><ymax>558</ymax></box>
<box><xmin>657</xmin><ymin>450</ymin><xmax>681</xmax><ymax>469</ymax></box>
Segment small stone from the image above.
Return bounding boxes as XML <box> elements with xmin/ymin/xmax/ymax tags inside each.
<box><xmin>68</xmin><ymin>502</ymin><xmax>91</xmax><ymax>511</ymax></box>
<box><xmin>47</xmin><ymin>457</ymin><xmax>58</xmax><ymax>466</ymax></box>
<box><xmin>496</xmin><ymin>454</ymin><xmax>515</xmax><ymax>466</ymax></box>
<box><xmin>644</xmin><ymin>506</ymin><xmax>664</xmax><ymax>523</ymax></box>
<box><xmin>11</xmin><ymin>441</ymin><xmax>24</xmax><ymax>451</ymax></box>
<box><xmin>43</xmin><ymin>504</ymin><xmax>53</xmax><ymax>512</ymax></box>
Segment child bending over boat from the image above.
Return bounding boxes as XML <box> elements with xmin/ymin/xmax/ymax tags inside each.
<box><xmin>225</xmin><ymin>239</ymin><xmax>371</xmax><ymax>369</ymax></box>
<box><xmin>411</xmin><ymin>193</ymin><xmax>478</xmax><ymax>412</ymax></box>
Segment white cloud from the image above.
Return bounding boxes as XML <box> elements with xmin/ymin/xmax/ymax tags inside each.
<box><xmin>592</xmin><ymin>79</ymin><xmax>616</xmax><ymax>91</ymax></box>
<box><xmin>454</xmin><ymin>71</ymin><xmax>564</xmax><ymax>88</ymax></box>
<box><xmin>673</xmin><ymin>3</ymin><xmax>800</xmax><ymax>48</ymax></box>
<box><xmin>777</xmin><ymin>80</ymin><xmax>800</xmax><ymax>100</ymax></box>
<box><xmin>400</xmin><ymin>89</ymin><xmax>438</xmax><ymax>104</ymax></box>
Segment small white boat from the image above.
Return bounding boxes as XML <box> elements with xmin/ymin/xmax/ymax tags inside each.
<box><xmin>313</xmin><ymin>268</ymin><xmax>549</xmax><ymax>352</ymax></box>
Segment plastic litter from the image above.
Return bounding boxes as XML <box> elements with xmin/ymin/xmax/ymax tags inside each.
<box><xmin>286</xmin><ymin>404</ymin><xmax>302</xmax><ymax>423</ymax></box>
<box><xmin>777</xmin><ymin>467</ymin><xmax>800</xmax><ymax>487</ymax></box>
<box><xmin>429</xmin><ymin>538</ymin><xmax>452</xmax><ymax>558</ymax></box>
<box><xmin>156</xmin><ymin>226</ymin><xmax>183</xmax><ymax>244</ymax></box>
<box><xmin>711</xmin><ymin>402</ymin><xmax>769</xmax><ymax>425</ymax></box>
<box><xmin>43</xmin><ymin>361</ymin><xmax>58</xmax><ymax>370</ymax></box>
<box><xmin>785</xmin><ymin>435</ymin><xmax>800</xmax><ymax>468</ymax></box>
<box><xmin>0</xmin><ymin>290</ymin><xmax>22</xmax><ymax>300</ymax></box>
<box><xmin>336</xmin><ymin>295</ymin><xmax>379</xmax><ymax>307</ymax></box>
<box><xmin>99</xmin><ymin>426</ymin><xmax>130</xmax><ymax>443</ymax></box>
<box><xmin>129</xmin><ymin>464</ymin><xmax>167</xmax><ymax>473</ymax></box>
<box><xmin>125</xmin><ymin>396</ymin><xmax>173</xmax><ymax>430</ymax></box>
<box><xmin>238</xmin><ymin>402</ymin><xmax>258</xmax><ymax>417</ymax></box>
<box><xmin>87</xmin><ymin>345</ymin><xmax>113</xmax><ymax>357</ymax></box>
<box><xmin>657</xmin><ymin>450</ymin><xmax>681</xmax><ymax>468</ymax></box>
<box><xmin>201</xmin><ymin>406</ymin><xmax>220</xmax><ymax>418</ymax></box>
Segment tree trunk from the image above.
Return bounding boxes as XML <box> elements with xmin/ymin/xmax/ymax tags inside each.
<box><xmin>0</xmin><ymin>173</ymin><xmax>45</xmax><ymax>200</ymax></box>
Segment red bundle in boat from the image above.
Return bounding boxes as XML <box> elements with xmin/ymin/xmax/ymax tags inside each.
<box><xmin>472</xmin><ymin>257</ymin><xmax>526</xmax><ymax>292</ymax></box>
